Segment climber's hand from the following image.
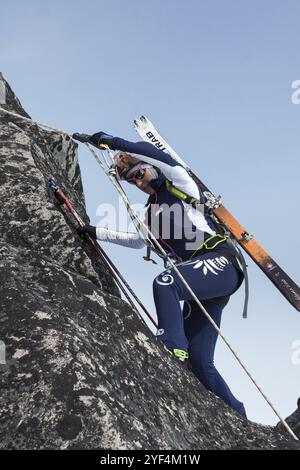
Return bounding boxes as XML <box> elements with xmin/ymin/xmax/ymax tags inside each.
<box><xmin>89</xmin><ymin>131</ymin><xmax>114</xmax><ymax>149</ymax></box>
<box><xmin>72</xmin><ymin>133</ymin><xmax>91</xmax><ymax>143</ymax></box>
<box><xmin>73</xmin><ymin>131</ymin><xmax>114</xmax><ymax>149</ymax></box>
<box><xmin>77</xmin><ymin>224</ymin><xmax>97</xmax><ymax>239</ymax></box>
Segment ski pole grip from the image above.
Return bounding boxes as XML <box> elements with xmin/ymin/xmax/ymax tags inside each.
<box><xmin>48</xmin><ymin>178</ymin><xmax>65</xmax><ymax>204</ymax></box>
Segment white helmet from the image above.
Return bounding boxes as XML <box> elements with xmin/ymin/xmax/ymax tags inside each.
<box><xmin>113</xmin><ymin>152</ymin><xmax>159</xmax><ymax>182</ymax></box>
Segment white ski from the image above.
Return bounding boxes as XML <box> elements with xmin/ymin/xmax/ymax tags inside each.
<box><xmin>134</xmin><ymin>115</ymin><xmax>188</xmax><ymax>168</ymax></box>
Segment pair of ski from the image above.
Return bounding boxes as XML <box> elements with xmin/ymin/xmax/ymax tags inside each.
<box><xmin>134</xmin><ymin>116</ymin><xmax>300</xmax><ymax>313</ymax></box>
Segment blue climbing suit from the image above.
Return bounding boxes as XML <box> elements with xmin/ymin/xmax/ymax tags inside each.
<box><xmin>107</xmin><ymin>136</ymin><xmax>246</xmax><ymax>416</ymax></box>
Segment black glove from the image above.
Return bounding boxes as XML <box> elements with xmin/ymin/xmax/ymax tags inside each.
<box><xmin>72</xmin><ymin>133</ymin><xmax>91</xmax><ymax>143</ymax></box>
<box><xmin>77</xmin><ymin>224</ymin><xmax>97</xmax><ymax>239</ymax></box>
<box><xmin>89</xmin><ymin>131</ymin><xmax>114</xmax><ymax>149</ymax></box>
<box><xmin>72</xmin><ymin>131</ymin><xmax>114</xmax><ymax>149</ymax></box>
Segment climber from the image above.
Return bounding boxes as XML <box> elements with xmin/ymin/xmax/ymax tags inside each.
<box><xmin>72</xmin><ymin>131</ymin><xmax>246</xmax><ymax>417</ymax></box>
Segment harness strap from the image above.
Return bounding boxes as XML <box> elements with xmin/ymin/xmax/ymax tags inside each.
<box><xmin>190</xmin><ymin>233</ymin><xmax>228</xmax><ymax>259</ymax></box>
<box><xmin>143</xmin><ymin>246</ymin><xmax>158</xmax><ymax>264</ymax></box>
<box><xmin>165</xmin><ymin>178</ymin><xmax>249</xmax><ymax>316</ymax></box>
<box><xmin>165</xmin><ymin>180</ymin><xmax>204</xmax><ymax>208</ymax></box>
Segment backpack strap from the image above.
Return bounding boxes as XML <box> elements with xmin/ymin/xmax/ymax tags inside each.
<box><xmin>165</xmin><ymin>180</ymin><xmax>204</xmax><ymax>208</ymax></box>
<box><xmin>165</xmin><ymin>178</ymin><xmax>249</xmax><ymax>317</ymax></box>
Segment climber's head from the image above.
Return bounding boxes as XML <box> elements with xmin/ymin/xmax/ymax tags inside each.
<box><xmin>113</xmin><ymin>152</ymin><xmax>159</xmax><ymax>195</ymax></box>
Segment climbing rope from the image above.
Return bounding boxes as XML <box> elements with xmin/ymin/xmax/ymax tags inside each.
<box><xmin>0</xmin><ymin>104</ymin><xmax>297</xmax><ymax>441</ymax></box>
<box><xmin>84</xmin><ymin>143</ymin><xmax>159</xmax><ymax>256</ymax></box>
<box><xmin>0</xmin><ymin>106</ymin><xmax>71</xmax><ymax>136</ymax></box>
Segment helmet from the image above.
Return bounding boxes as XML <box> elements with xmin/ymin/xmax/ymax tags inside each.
<box><xmin>126</xmin><ymin>163</ymin><xmax>159</xmax><ymax>184</ymax></box>
<box><xmin>113</xmin><ymin>152</ymin><xmax>159</xmax><ymax>182</ymax></box>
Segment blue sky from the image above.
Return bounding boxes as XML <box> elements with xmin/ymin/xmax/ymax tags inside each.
<box><xmin>1</xmin><ymin>0</ymin><xmax>300</xmax><ymax>426</ymax></box>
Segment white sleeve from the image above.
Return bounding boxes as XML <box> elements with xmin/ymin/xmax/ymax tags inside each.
<box><xmin>167</xmin><ymin>165</ymin><xmax>201</xmax><ymax>199</ymax></box>
<box><xmin>96</xmin><ymin>227</ymin><xmax>146</xmax><ymax>249</ymax></box>
<box><xmin>133</xmin><ymin>154</ymin><xmax>200</xmax><ymax>199</ymax></box>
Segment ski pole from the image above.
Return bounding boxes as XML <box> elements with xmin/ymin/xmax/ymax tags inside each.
<box><xmin>48</xmin><ymin>178</ymin><xmax>158</xmax><ymax>330</ymax></box>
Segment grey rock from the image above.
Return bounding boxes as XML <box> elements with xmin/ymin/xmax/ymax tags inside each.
<box><xmin>276</xmin><ymin>398</ymin><xmax>300</xmax><ymax>440</ymax></box>
<box><xmin>0</xmin><ymin>73</ymin><xmax>299</xmax><ymax>450</ymax></box>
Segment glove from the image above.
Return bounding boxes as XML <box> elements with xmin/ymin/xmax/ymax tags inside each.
<box><xmin>77</xmin><ymin>224</ymin><xmax>97</xmax><ymax>239</ymax></box>
<box><xmin>89</xmin><ymin>131</ymin><xmax>114</xmax><ymax>149</ymax></box>
<box><xmin>72</xmin><ymin>133</ymin><xmax>91</xmax><ymax>143</ymax></box>
<box><xmin>72</xmin><ymin>131</ymin><xmax>114</xmax><ymax>149</ymax></box>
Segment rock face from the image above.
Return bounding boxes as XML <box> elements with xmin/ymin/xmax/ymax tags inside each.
<box><xmin>0</xmin><ymin>73</ymin><xmax>299</xmax><ymax>450</ymax></box>
<box><xmin>276</xmin><ymin>399</ymin><xmax>300</xmax><ymax>441</ymax></box>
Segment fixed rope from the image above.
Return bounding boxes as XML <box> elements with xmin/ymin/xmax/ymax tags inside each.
<box><xmin>0</xmin><ymin>104</ymin><xmax>297</xmax><ymax>441</ymax></box>
<box><xmin>0</xmin><ymin>106</ymin><xmax>71</xmax><ymax>136</ymax></box>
